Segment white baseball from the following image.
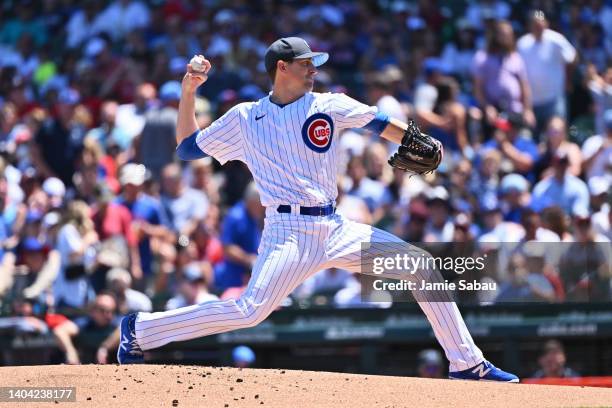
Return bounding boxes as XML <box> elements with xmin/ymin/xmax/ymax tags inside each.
<box><xmin>190</xmin><ymin>55</ymin><xmax>206</xmax><ymax>72</ymax></box>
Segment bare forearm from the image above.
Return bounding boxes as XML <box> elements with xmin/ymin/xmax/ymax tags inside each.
<box><xmin>380</xmin><ymin>118</ymin><xmax>408</xmax><ymax>145</ymax></box>
<box><xmin>176</xmin><ymin>90</ymin><xmax>199</xmax><ymax>144</ymax></box>
<box><xmin>52</xmin><ymin>324</ymin><xmax>78</xmax><ymax>355</ymax></box>
<box><xmin>224</xmin><ymin>244</ymin><xmax>255</xmax><ymax>268</ymax></box>
<box><xmin>416</xmin><ymin>109</ymin><xmax>449</xmax><ymax>129</ymax></box>
<box><xmin>501</xmin><ymin>141</ymin><xmax>533</xmax><ymax>172</ymax></box>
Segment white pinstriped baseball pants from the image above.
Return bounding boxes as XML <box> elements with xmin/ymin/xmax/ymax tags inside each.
<box><xmin>135</xmin><ymin>211</ymin><xmax>484</xmax><ymax>371</ymax></box>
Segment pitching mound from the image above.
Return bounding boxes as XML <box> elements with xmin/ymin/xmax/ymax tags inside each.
<box><xmin>2</xmin><ymin>364</ymin><xmax>611</xmax><ymax>407</ymax></box>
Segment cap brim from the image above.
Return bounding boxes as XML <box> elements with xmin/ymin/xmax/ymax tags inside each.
<box><xmin>294</xmin><ymin>52</ymin><xmax>329</xmax><ymax>67</ymax></box>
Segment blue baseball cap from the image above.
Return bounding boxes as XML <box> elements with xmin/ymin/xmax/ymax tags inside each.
<box><xmin>159</xmin><ymin>81</ymin><xmax>182</xmax><ymax>102</ymax></box>
<box><xmin>264</xmin><ymin>37</ymin><xmax>329</xmax><ymax>73</ymax></box>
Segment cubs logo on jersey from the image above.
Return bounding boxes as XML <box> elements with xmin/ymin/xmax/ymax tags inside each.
<box><xmin>302</xmin><ymin>113</ymin><xmax>334</xmax><ymax>153</ymax></box>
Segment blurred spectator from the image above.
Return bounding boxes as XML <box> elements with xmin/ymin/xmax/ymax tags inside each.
<box><xmin>41</xmin><ymin>177</ymin><xmax>66</xmax><ymax>210</ymax></box>
<box><xmin>416</xmin><ymin>349</ymin><xmax>444</xmax><ymax>378</ymax></box>
<box><xmin>559</xmin><ymin>211</ymin><xmax>611</xmax><ymax>301</ymax></box>
<box><xmin>115</xmin><ymin>82</ymin><xmax>157</xmax><ymax>141</ymax></box>
<box><xmin>479</xmin><ymin>112</ymin><xmax>539</xmax><ymax>182</ymax></box>
<box><xmin>105</xmin><ymin>267</ymin><xmax>152</xmax><ymax>314</ymax></box>
<box><xmin>541</xmin><ymin>206</ymin><xmax>573</xmax><ymax>242</ymax></box>
<box><xmin>0</xmin><ymin>1</ymin><xmax>48</xmax><ymax>47</ymax></box>
<box><xmin>414</xmin><ymin>58</ymin><xmax>446</xmax><ymax>130</ymax></box>
<box><xmin>424</xmin><ymin>186</ymin><xmax>454</xmax><ymax>243</ymax></box>
<box><xmin>0</xmin><ymin>158</ymin><xmax>25</xmax><ymax>251</ymax></box>
<box><xmin>581</xmin><ymin>109</ymin><xmax>612</xmax><ymax>182</ymax></box>
<box><xmin>214</xmin><ymin>183</ymin><xmax>263</xmax><ymax>291</ymax></box>
<box><xmin>116</xmin><ymin>163</ymin><xmax>173</xmax><ymax>280</ymax></box>
<box><xmin>14</xmin><ymin>233</ymin><xmax>62</xmax><ymax>303</ymax></box>
<box><xmin>536</xmin><ymin>116</ymin><xmax>582</xmax><ymax>178</ymax></box>
<box><xmin>518</xmin><ymin>208</ymin><xmax>560</xmax><ymax>244</ymax></box>
<box><xmin>399</xmin><ymin>199</ymin><xmax>429</xmax><ymax>243</ymax></box>
<box><xmin>30</xmin><ymin>88</ymin><xmax>85</xmax><ymax>187</ymax></box>
<box><xmin>134</xmin><ymin>81</ymin><xmax>180</xmax><ymax>179</ymax></box>
<box><xmin>189</xmin><ymin>157</ymin><xmax>220</xmax><ymax>206</ymax></box>
<box><xmin>52</xmin><ymin>293</ymin><xmax>119</xmax><ymax>364</ymax></box>
<box><xmin>8</xmin><ymin>237</ymin><xmax>52</xmax><ymax>302</ymax></box>
<box><xmin>52</xmin><ymin>201</ymin><xmax>97</xmax><ymax>310</ymax></box>
<box><xmin>367</xmin><ymin>69</ymin><xmax>407</xmax><ymax>125</ymax></box>
<box><xmin>517</xmin><ymin>10</ymin><xmax>577</xmax><ymax>139</ymax></box>
<box><xmin>531</xmin><ymin>340</ymin><xmax>580</xmax><ymax>378</ymax></box>
<box><xmin>428</xmin><ymin>76</ymin><xmax>469</xmax><ymax>157</ymax></box>
<box><xmin>336</xmin><ymin>181</ymin><xmax>372</xmax><ymax>225</ymax></box>
<box><xmin>65</xmin><ymin>0</ymin><xmax>106</xmax><ymax>49</ymax></box>
<box><xmin>579</xmin><ymin>23</ymin><xmax>607</xmax><ymax>73</ymax></box>
<box><xmin>473</xmin><ymin>20</ymin><xmax>535</xmax><ymax>137</ymax></box>
<box><xmin>499</xmin><ymin>173</ymin><xmax>531</xmax><ymax>224</ymax></box>
<box><xmin>160</xmin><ymin>163</ymin><xmax>209</xmax><ymax>237</ymax></box>
<box><xmin>91</xmin><ymin>185</ymin><xmax>141</xmax><ymax>282</ymax></box>
<box><xmin>585</xmin><ymin>66</ymin><xmax>612</xmax><ymax>136</ymax></box>
<box><xmin>532</xmin><ymin>149</ymin><xmax>590</xmax><ymax>216</ymax></box>
<box><xmin>165</xmin><ymin>262</ymin><xmax>218</xmax><ymax>310</ymax></box>
<box><xmin>95</xmin><ymin>0</ymin><xmax>151</xmax><ymax>41</ymax></box>
<box><xmin>470</xmin><ymin>148</ymin><xmax>502</xmax><ymax>199</ymax></box>
<box><xmin>345</xmin><ymin>155</ymin><xmax>392</xmax><ymax>223</ymax></box>
<box><xmin>86</xmin><ymin>100</ymin><xmax>132</xmax><ymax>156</ymax></box>
<box><xmin>190</xmin><ymin>219</ymin><xmax>224</xmax><ymax>268</ymax></box>
<box><xmin>194</xmin><ymin>96</ymin><xmax>213</xmax><ymax>129</ymax></box>
<box><xmin>465</xmin><ymin>0</ymin><xmax>511</xmax><ymax>32</ymax></box>
<box><xmin>72</xmin><ymin>161</ymin><xmax>101</xmax><ymax>204</ymax></box>
<box><xmin>495</xmin><ymin>253</ymin><xmax>555</xmax><ymax>302</ymax></box>
<box><xmin>588</xmin><ymin>176</ymin><xmax>610</xmax><ymax>240</ymax></box>
<box><xmin>3</xmin><ymin>298</ymin><xmax>48</xmax><ymax>335</ymax></box>
<box><xmin>477</xmin><ymin>193</ymin><xmax>524</xmax><ymax>243</ymax></box>
<box><xmin>440</xmin><ymin>19</ymin><xmax>478</xmax><ymax>81</ymax></box>
<box><xmin>363</xmin><ymin>142</ymin><xmax>392</xmax><ymax>184</ymax></box>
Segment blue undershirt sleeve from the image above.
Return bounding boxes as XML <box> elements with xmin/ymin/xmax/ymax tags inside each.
<box><xmin>362</xmin><ymin>112</ymin><xmax>390</xmax><ymax>137</ymax></box>
<box><xmin>176</xmin><ymin>129</ymin><xmax>207</xmax><ymax>160</ymax></box>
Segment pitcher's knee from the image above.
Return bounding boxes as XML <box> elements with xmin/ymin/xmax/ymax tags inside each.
<box><xmin>236</xmin><ymin>296</ymin><xmax>274</xmax><ymax>328</ymax></box>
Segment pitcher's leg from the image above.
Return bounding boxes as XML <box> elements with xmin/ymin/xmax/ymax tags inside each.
<box><xmin>135</xmin><ymin>230</ymin><xmax>323</xmax><ymax>351</ymax></box>
<box><xmin>327</xmin><ymin>217</ymin><xmax>484</xmax><ymax>371</ymax></box>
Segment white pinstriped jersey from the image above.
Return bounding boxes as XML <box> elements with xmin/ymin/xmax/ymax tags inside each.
<box><xmin>195</xmin><ymin>92</ymin><xmax>377</xmax><ymax>207</ymax></box>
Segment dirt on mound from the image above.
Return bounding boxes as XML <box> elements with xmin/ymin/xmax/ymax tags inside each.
<box><xmin>1</xmin><ymin>364</ymin><xmax>611</xmax><ymax>408</ymax></box>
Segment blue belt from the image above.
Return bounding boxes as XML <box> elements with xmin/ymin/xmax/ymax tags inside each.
<box><xmin>277</xmin><ymin>204</ymin><xmax>335</xmax><ymax>216</ymax></box>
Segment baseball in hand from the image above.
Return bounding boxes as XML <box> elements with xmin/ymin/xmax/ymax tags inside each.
<box><xmin>190</xmin><ymin>55</ymin><xmax>206</xmax><ymax>72</ymax></box>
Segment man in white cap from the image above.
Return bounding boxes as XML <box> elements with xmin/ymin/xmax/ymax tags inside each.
<box><xmin>106</xmin><ymin>267</ymin><xmax>152</xmax><ymax>314</ymax></box>
<box><xmin>116</xmin><ymin>163</ymin><xmax>173</xmax><ymax>283</ymax></box>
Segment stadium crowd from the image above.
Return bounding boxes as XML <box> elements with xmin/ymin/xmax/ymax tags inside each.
<box><xmin>0</xmin><ymin>0</ymin><xmax>610</xmax><ymax>363</ymax></box>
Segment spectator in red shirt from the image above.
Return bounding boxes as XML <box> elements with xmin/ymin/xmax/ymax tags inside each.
<box><xmin>91</xmin><ymin>185</ymin><xmax>142</xmax><ymax>281</ymax></box>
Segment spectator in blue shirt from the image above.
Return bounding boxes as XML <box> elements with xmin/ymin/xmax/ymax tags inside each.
<box><xmin>479</xmin><ymin>112</ymin><xmax>540</xmax><ymax>183</ymax></box>
<box><xmin>531</xmin><ymin>149</ymin><xmax>590</xmax><ymax>216</ymax></box>
<box><xmin>345</xmin><ymin>155</ymin><xmax>392</xmax><ymax>223</ymax></box>
<box><xmin>499</xmin><ymin>173</ymin><xmax>531</xmax><ymax>224</ymax></box>
<box><xmin>159</xmin><ymin>162</ymin><xmax>209</xmax><ymax>237</ymax></box>
<box><xmin>214</xmin><ymin>183</ymin><xmax>263</xmax><ymax>291</ymax></box>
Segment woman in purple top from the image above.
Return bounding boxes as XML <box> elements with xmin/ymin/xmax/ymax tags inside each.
<box><xmin>473</xmin><ymin>20</ymin><xmax>535</xmax><ymax>139</ymax></box>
